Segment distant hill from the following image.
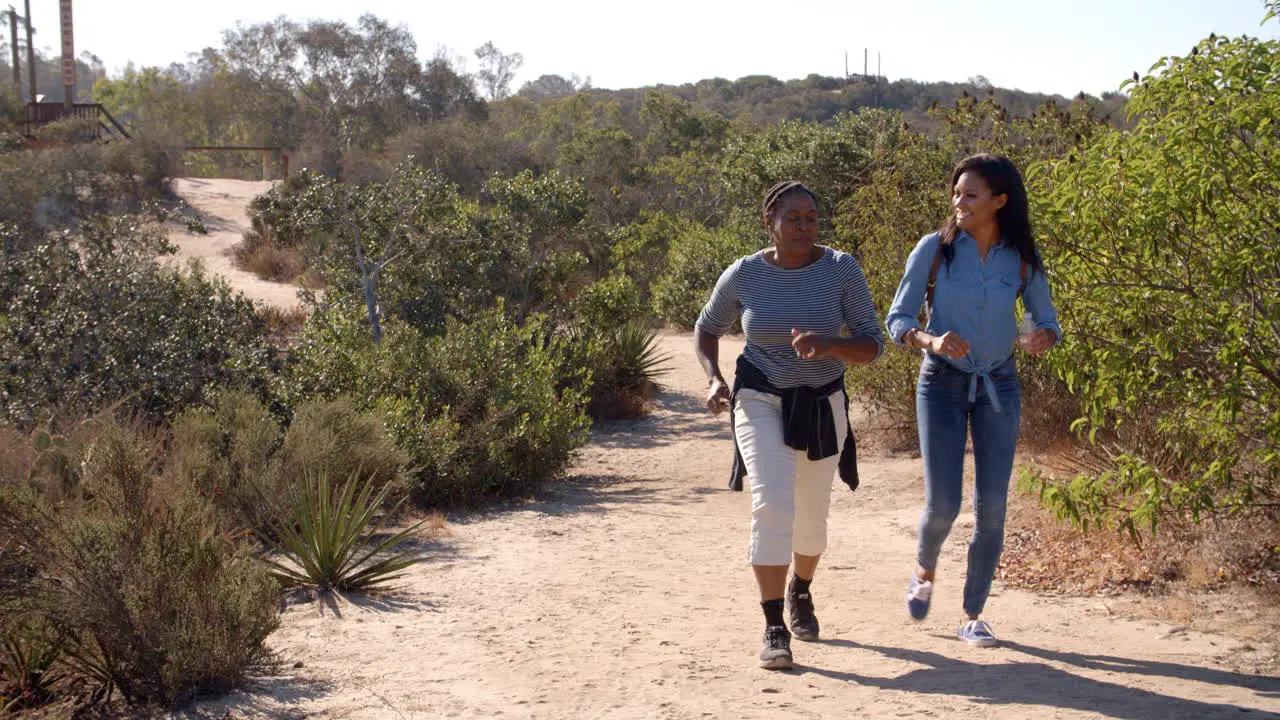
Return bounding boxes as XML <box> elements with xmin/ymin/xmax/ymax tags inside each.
<box><xmin>575</xmin><ymin>73</ymin><xmax>1129</xmax><ymax>127</ymax></box>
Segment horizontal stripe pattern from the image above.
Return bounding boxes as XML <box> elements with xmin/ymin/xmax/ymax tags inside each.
<box><xmin>696</xmin><ymin>247</ymin><xmax>883</xmax><ymax>388</ymax></box>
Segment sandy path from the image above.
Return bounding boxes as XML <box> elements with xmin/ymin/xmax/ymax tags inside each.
<box><xmin>164</xmin><ymin>178</ymin><xmax>304</xmax><ymax>310</ymax></box>
<box><xmin>178</xmin><ymin>332</ymin><xmax>1280</xmax><ymax>720</ymax></box>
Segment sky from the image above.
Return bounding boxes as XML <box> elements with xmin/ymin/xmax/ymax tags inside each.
<box><xmin>18</xmin><ymin>0</ymin><xmax>1280</xmax><ymax>97</ymax></box>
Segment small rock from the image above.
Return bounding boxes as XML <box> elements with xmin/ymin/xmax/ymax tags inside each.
<box><xmin>293</xmin><ymin>661</ymin><xmax>304</xmax><ymax>669</ymax></box>
<box><xmin>762</xmin><ymin>688</ymin><xmax>781</xmax><ymax>694</ymax></box>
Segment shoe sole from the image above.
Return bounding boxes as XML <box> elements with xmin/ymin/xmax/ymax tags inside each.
<box><xmin>759</xmin><ymin>655</ymin><xmax>794</xmax><ymax>670</ymax></box>
<box><xmin>791</xmin><ymin>629</ymin><xmax>819</xmax><ymax>642</ymax></box>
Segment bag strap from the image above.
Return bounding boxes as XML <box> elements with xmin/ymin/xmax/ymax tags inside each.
<box><xmin>926</xmin><ymin>247</ymin><xmax>943</xmax><ymax>307</ymax></box>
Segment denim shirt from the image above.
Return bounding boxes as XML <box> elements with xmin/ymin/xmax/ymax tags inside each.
<box><xmin>885</xmin><ymin>231</ymin><xmax>1062</xmax><ymax>410</ymax></box>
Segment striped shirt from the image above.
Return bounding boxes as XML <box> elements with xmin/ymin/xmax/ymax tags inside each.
<box><xmin>696</xmin><ymin>246</ymin><xmax>884</xmax><ymax>388</ymax></box>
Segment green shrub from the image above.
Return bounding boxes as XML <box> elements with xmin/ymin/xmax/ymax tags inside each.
<box><xmin>561</xmin><ymin>275</ymin><xmax>669</xmax><ymax>418</ymax></box>
<box><xmin>168</xmin><ymin>391</ymin><xmax>284</xmax><ymax>534</ymax></box>
<box><xmin>0</xmin><ymin>134</ymin><xmax>171</xmax><ymax>249</ymax></box>
<box><xmin>569</xmin><ymin>274</ymin><xmax>647</xmax><ymax>328</ymax></box>
<box><xmin>1022</xmin><ymin>31</ymin><xmax>1280</xmax><ymax>535</ymax></box>
<box><xmin>652</xmin><ymin>219</ymin><xmax>761</xmax><ymax>328</ymax></box>
<box><xmin>0</xmin><ymin>224</ymin><xmax>278</xmax><ymax>428</ymax></box>
<box><xmin>280</xmin><ymin>396</ymin><xmax>409</xmax><ymax>496</ymax></box>
<box><xmin>169</xmin><ymin>391</ymin><xmax>407</xmax><ymax>536</ymax></box>
<box><xmin>0</xmin><ymin>615</ymin><xmax>68</xmax><ymax>710</ymax></box>
<box><xmin>582</xmin><ymin>320</ymin><xmax>671</xmax><ymax>420</ymax></box>
<box><xmin>290</xmin><ymin>304</ymin><xmax>591</xmax><ymax>506</ymax></box>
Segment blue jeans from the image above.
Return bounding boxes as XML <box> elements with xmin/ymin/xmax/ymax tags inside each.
<box><xmin>915</xmin><ymin>355</ymin><xmax>1021</xmax><ymax>618</ymax></box>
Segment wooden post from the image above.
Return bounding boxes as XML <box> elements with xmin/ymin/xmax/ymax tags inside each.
<box><xmin>23</xmin><ymin>0</ymin><xmax>34</xmax><ymax>102</ymax></box>
<box><xmin>281</xmin><ymin>153</ymin><xmax>289</xmax><ymax>179</ymax></box>
<box><xmin>8</xmin><ymin>7</ymin><xmax>19</xmax><ymax>98</ymax></box>
<box><xmin>58</xmin><ymin>0</ymin><xmax>73</xmax><ymax>111</ymax></box>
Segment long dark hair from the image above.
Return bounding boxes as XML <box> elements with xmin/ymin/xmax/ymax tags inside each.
<box><xmin>939</xmin><ymin>154</ymin><xmax>1043</xmax><ymax>275</ymax></box>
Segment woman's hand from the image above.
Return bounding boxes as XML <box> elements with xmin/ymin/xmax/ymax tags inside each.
<box><xmin>1020</xmin><ymin>328</ymin><xmax>1056</xmax><ymax>356</ymax></box>
<box><xmin>706</xmin><ymin>377</ymin><xmax>731</xmax><ymax>414</ymax></box>
<box><xmin>929</xmin><ymin>331</ymin><xmax>970</xmax><ymax>359</ymax></box>
<box><xmin>791</xmin><ymin>329</ymin><xmax>829</xmax><ymax>360</ymax></box>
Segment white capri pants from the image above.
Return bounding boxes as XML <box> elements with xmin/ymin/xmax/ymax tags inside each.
<box><xmin>733</xmin><ymin>387</ymin><xmax>848</xmax><ymax>566</ymax></box>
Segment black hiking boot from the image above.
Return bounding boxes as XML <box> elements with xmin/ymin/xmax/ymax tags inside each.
<box><xmin>788</xmin><ymin>577</ymin><xmax>820</xmax><ymax>641</ymax></box>
<box><xmin>759</xmin><ymin>625</ymin><xmax>793</xmax><ymax>669</ymax></box>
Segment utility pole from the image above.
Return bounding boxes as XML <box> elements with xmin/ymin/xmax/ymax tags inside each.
<box><xmin>7</xmin><ymin>7</ymin><xmax>19</xmax><ymax>98</ymax></box>
<box><xmin>23</xmin><ymin>0</ymin><xmax>33</xmax><ymax>103</ymax></box>
<box><xmin>877</xmin><ymin>52</ymin><xmax>882</xmax><ymax>108</ymax></box>
<box><xmin>59</xmin><ymin>0</ymin><xmax>73</xmax><ymax>110</ymax></box>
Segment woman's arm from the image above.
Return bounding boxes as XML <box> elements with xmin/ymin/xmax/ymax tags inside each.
<box><xmin>791</xmin><ymin>331</ymin><xmax>882</xmax><ymax>365</ymax></box>
<box><xmin>695</xmin><ymin>327</ymin><xmax>731</xmax><ymax>413</ymax></box>
<box><xmin>884</xmin><ymin>234</ymin><xmax>941</xmax><ymax>345</ymax></box>
<box><xmin>1021</xmin><ymin>263</ymin><xmax>1063</xmax><ymax>354</ymax></box>
<box><xmin>693</xmin><ymin>261</ymin><xmax>741</xmax><ymax>414</ymax></box>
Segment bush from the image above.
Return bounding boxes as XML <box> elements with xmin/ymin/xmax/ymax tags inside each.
<box><xmin>233</xmin><ymin>236</ymin><xmax>306</xmax><ymax>283</ymax></box>
<box><xmin>0</xmin><ymin>222</ymin><xmax>278</xmax><ymax>428</ymax></box>
<box><xmin>560</xmin><ymin>275</ymin><xmax>669</xmax><ymax>418</ymax></box>
<box><xmin>169</xmin><ymin>391</ymin><xmax>407</xmax><ymax>536</ymax></box>
<box><xmin>652</xmin><ymin>219</ymin><xmax>761</xmax><ymax>328</ymax></box>
<box><xmin>0</xmin><ymin>131</ymin><xmax>171</xmax><ymax>250</ymax></box>
<box><xmin>0</xmin><ymin>422</ymin><xmax>281</xmax><ymax>709</ymax></box>
<box><xmin>168</xmin><ymin>391</ymin><xmax>284</xmax><ymax>535</ymax></box>
<box><xmin>1023</xmin><ymin>31</ymin><xmax>1280</xmax><ymax>535</ymax></box>
<box><xmin>280</xmin><ymin>396</ymin><xmax>409</xmax><ymax>496</ymax></box>
<box><xmin>262</xmin><ymin>471</ymin><xmax>422</xmax><ymax>593</ymax></box>
<box><xmin>290</xmin><ymin>304</ymin><xmax>591</xmax><ymax>506</ymax></box>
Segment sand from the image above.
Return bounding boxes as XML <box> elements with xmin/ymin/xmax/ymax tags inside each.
<box><xmin>164</xmin><ymin>177</ymin><xmax>305</xmax><ymax>310</ymax></box>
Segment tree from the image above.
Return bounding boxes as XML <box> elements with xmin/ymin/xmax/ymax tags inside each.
<box><xmin>1024</xmin><ymin>30</ymin><xmax>1280</xmax><ymax>535</ymax></box>
<box><xmin>474</xmin><ymin>41</ymin><xmax>523</xmax><ymax>101</ymax></box>
<box><xmin>517</xmin><ymin>73</ymin><xmax>590</xmax><ymax>101</ymax></box>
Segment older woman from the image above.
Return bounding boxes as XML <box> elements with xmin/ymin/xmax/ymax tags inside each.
<box><xmin>694</xmin><ymin>181</ymin><xmax>882</xmax><ymax>670</ymax></box>
<box><xmin>885</xmin><ymin>154</ymin><xmax>1061</xmax><ymax>648</ymax></box>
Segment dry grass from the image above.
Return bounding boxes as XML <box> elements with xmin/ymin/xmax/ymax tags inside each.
<box><xmin>256</xmin><ymin>304</ymin><xmax>311</xmax><ymax>348</ymax></box>
<box><xmin>1001</xmin><ymin>450</ymin><xmax>1280</xmax><ymax>645</ymax></box>
<box><xmin>424</xmin><ymin>509</ymin><xmax>449</xmax><ymax>537</ymax></box>
<box><xmin>588</xmin><ymin>383</ymin><xmax>658</xmax><ymax>420</ymax></box>
<box><xmin>233</xmin><ymin>231</ymin><xmax>306</xmax><ymax>282</ymax></box>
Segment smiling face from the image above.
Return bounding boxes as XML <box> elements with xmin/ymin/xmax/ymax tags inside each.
<box><xmin>767</xmin><ymin>191</ymin><xmax>819</xmax><ymax>257</ymax></box>
<box><xmin>952</xmin><ymin>171</ymin><xmax>1007</xmax><ymax>233</ymax></box>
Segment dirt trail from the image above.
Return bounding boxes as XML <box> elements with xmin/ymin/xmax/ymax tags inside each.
<box><xmin>165</xmin><ymin>178</ymin><xmax>303</xmax><ymax>310</ymax></box>
<box><xmin>175</xmin><ymin>328</ymin><xmax>1280</xmax><ymax>720</ymax></box>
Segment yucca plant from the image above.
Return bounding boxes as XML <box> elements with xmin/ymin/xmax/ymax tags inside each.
<box><xmin>612</xmin><ymin>319</ymin><xmax>670</xmax><ymax>391</ymax></box>
<box><xmin>580</xmin><ymin>320</ymin><xmax>672</xmax><ymax>420</ymax></box>
<box><xmin>261</xmin><ymin>472</ymin><xmax>424</xmax><ymax>594</ymax></box>
<box><xmin>0</xmin><ymin>616</ymin><xmax>67</xmax><ymax>711</ymax></box>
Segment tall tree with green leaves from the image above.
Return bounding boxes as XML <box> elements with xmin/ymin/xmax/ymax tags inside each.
<box><xmin>1024</xmin><ymin>28</ymin><xmax>1280</xmax><ymax>536</ymax></box>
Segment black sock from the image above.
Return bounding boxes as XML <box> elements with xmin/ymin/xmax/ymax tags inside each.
<box><xmin>790</xmin><ymin>576</ymin><xmax>812</xmax><ymax>596</ymax></box>
<box><xmin>761</xmin><ymin>598</ymin><xmax>785</xmax><ymax>627</ymax></box>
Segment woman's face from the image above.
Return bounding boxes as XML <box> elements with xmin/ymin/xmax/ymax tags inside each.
<box><xmin>768</xmin><ymin>193</ymin><xmax>818</xmax><ymax>255</ymax></box>
<box><xmin>952</xmin><ymin>171</ymin><xmax>1006</xmax><ymax>231</ymax></box>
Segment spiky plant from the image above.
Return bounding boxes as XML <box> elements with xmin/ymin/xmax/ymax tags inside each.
<box><xmin>261</xmin><ymin>472</ymin><xmax>424</xmax><ymax>594</ymax></box>
<box><xmin>612</xmin><ymin>319</ymin><xmax>671</xmax><ymax>392</ymax></box>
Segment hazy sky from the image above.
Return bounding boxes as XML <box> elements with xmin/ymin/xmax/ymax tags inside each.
<box><xmin>20</xmin><ymin>0</ymin><xmax>1280</xmax><ymax>97</ymax></box>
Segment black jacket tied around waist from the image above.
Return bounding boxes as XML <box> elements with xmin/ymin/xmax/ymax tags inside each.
<box><xmin>728</xmin><ymin>355</ymin><xmax>860</xmax><ymax>493</ymax></box>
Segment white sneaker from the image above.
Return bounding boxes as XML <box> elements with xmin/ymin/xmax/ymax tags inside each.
<box><xmin>958</xmin><ymin>619</ymin><xmax>999</xmax><ymax>648</ymax></box>
<box><xmin>906</xmin><ymin>577</ymin><xmax>933</xmax><ymax>621</ymax></box>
